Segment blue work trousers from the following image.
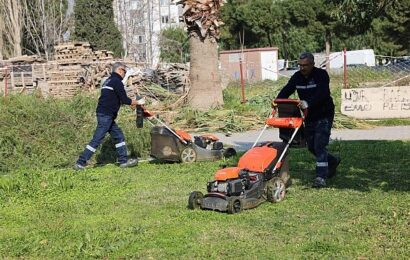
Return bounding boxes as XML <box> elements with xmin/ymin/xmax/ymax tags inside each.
<box><xmin>77</xmin><ymin>113</ymin><xmax>128</xmax><ymax>166</ymax></box>
<box><xmin>304</xmin><ymin>117</ymin><xmax>338</xmax><ymax>179</ymax></box>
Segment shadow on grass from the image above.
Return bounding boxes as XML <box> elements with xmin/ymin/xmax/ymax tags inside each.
<box><xmin>290</xmin><ymin>140</ymin><xmax>410</xmax><ymax>192</ymax></box>
<box><xmin>224</xmin><ymin>140</ymin><xmax>409</xmax><ymax>192</ymax></box>
<box><xmin>95</xmin><ymin>138</ymin><xmax>141</xmax><ymax>166</ymax></box>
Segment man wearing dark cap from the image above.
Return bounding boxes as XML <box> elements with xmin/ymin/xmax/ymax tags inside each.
<box><xmin>74</xmin><ymin>62</ymin><xmax>139</xmax><ymax>170</ymax></box>
<box><xmin>277</xmin><ymin>52</ymin><xmax>341</xmax><ymax>188</ymax></box>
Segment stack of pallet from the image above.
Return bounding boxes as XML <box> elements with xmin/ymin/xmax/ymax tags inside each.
<box><xmin>46</xmin><ymin>64</ymin><xmax>83</xmax><ymax>97</ymax></box>
<box><xmin>47</xmin><ymin>42</ymin><xmax>90</xmax><ymax>97</ymax></box>
<box><xmin>1</xmin><ymin>55</ymin><xmax>46</xmax><ymax>94</ymax></box>
<box><xmin>47</xmin><ymin>42</ymin><xmax>114</xmax><ymax>98</ymax></box>
<box><xmin>53</xmin><ymin>42</ymin><xmax>94</xmax><ymax>64</ymax></box>
<box><xmin>93</xmin><ymin>50</ymin><xmax>114</xmax><ymax>61</ymax></box>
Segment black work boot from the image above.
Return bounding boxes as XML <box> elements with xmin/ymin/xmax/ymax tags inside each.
<box><xmin>328</xmin><ymin>156</ymin><xmax>341</xmax><ymax>178</ymax></box>
<box><xmin>74</xmin><ymin>163</ymin><xmax>86</xmax><ymax>171</ymax></box>
<box><xmin>119</xmin><ymin>158</ymin><xmax>138</xmax><ymax>168</ymax></box>
<box><xmin>312</xmin><ymin>177</ymin><xmax>326</xmax><ymax>188</ymax></box>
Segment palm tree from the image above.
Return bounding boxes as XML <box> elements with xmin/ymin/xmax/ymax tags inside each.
<box><xmin>176</xmin><ymin>0</ymin><xmax>225</xmax><ymax>110</ymax></box>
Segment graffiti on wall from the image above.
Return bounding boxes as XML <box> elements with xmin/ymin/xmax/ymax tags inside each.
<box><xmin>341</xmin><ymin>86</ymin><xmax>410</xmax><ymax>119</ymax></box>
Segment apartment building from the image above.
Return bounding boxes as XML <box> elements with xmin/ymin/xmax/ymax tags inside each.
<box><xmin>113</xmin><ymin>0</ymin><xmax>182</xmax><ymax>66</ymax></box>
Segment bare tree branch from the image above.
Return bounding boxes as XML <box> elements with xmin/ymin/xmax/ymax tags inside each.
<box><xmin>20</xmin><ymin>0</ymin><xmax>68</xmax><ymax>60</ymax></box>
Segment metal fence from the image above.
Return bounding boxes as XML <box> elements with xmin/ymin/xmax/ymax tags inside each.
<box><xmin>284</xmin><ymin>52</ymin><xmax>410</xmax><ymax>89</ymax></box>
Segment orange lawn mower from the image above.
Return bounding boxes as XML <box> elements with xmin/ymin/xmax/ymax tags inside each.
<box><xmin>188</xmin><ymin>99</ymin><xmax>306</xmax><ymax>213</ymax></box>
<box><xmin>136</xmin><ymin>98</ymin><xmax>236</xmax><ymax>163</ymax></box>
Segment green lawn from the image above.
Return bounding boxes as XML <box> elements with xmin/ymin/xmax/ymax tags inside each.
<box><xmin>1</xmin><ymin>141</ymin><xmax>409</xmax><ymax>259</ymax></box>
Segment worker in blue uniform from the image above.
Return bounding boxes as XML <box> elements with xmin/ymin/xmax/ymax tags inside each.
<box><xmin>277</xmin><ymin>52</ymin><xmax>341</xmax><ymax>188</ymax></box>
<box><xmin>75</xmin><ymin>62</ymin><xmax>140</xmax><ymax>170</ymax></box>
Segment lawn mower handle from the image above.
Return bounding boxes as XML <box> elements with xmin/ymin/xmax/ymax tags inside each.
<box><xmin>252</xmin><ymin>99</ymin><xmax>307</xmax><ymax>148</ymax></box>
<box><xmin>135</xmin><ymin>101</ymin><xmax>189</xmax><ymax>145</ymax></box>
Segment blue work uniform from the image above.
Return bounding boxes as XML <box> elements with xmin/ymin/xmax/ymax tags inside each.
<box><xmin>277</xmin><ymin>67</ymin><xmax>337</xmax><ymax>179</ymax></box>
<box><xmin>77</xmin><ymin>72</ymin><xmax>132</xmax><ymax>166</ymax></box>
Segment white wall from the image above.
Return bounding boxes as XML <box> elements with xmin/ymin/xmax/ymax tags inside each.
<box><xmin>113</xmin><ymin>0</ymin><xmax>182</xmax><ymax>66</ymax></box>
<box><xmin>261</xmin><ymin>51</ymin><xmax>278</xmax><ymax>81</ymax></box>
<box><xmin>324</xmin><ymin>49</ymin><xmax>376</xmax><ymax>69</ymax></box>
<box><xmin>148</xmin><ymin>1</ymin><xmax>181</xmax><ymax>66</ymax></box>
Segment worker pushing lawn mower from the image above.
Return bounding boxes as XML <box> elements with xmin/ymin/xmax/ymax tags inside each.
<box><xmin>135</xmin><ymin>96</ymin><xmax>236</xmax><ymax>163</ymax></box>
<box><xmin>188</xmin><ymin>99</ymin><xmax>306</xmax><ymax>214</ymax></box>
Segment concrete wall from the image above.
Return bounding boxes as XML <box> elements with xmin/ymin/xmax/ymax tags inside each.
<box><xmin>219</xmin><ymin>47</ymin><xmax>279</xmax><ymax>83</ymax></box>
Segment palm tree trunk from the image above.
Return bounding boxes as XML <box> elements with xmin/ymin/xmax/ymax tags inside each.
<box><xmin>188</xmin><ymin>34</ymin><xmax>223</xmax><ymax>110</ymax></box>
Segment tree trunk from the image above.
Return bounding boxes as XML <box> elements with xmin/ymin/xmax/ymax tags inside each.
<box><xmin>325</xmin><ymin>29</ymin><xmax>331</xmax><ymax>72</ymax></box>
<box><xmin>10</xmin><ymin>0</ymin><xmax>22</xmax><ymax>57</ymax></box>
<box><xmin>188</xmin><ymin>35</ymin><xmax>223</xmax><ymax>110</ymax></box>
<box><xmin>0</xmin><ymin>20</ymin><xmax>3</xmax><ymax>60</ymax></box>
<box><xmin>0</xmin><ymin>0</ymin><xmax>23</xmax><ymax>58</ymax></box>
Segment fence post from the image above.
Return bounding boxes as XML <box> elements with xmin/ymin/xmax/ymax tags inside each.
<box><xmin>4</xmin><ymin>66</ymin><xmax>8</xmax><ymax>96</ymax></box>
<box><xmin>239</xmin><ymin>55</ymin><xmax>246</xmax><ymax>103</ymax></box>
<box><xmin>343</xmin><ymin>48</ymin><xmax>349</xmax><ymax>89</ymax></box>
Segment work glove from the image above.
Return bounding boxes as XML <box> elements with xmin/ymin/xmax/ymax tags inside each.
<box><xmin>299</xmin><ymin>100</ymin><xmax>309</xmax><ymax>109</ymax></box>
<box><xmin>136</xmin><ymin>96</ymin><xmax>145</xmax><ymax>105</ymax></box>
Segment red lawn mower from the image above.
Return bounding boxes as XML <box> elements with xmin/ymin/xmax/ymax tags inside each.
<box><xmin>188</xmin><ymin>99</ymin><xmax>306</xmax><ymax>213</ymax></box>
<box><xmin>136</xmin><ymin>99</ymin><xmax>236</xmax><ymax>163</ymax></box>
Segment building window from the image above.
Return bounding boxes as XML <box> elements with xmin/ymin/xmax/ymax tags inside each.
<box><xmin>161</xmin><ymin>15</ymin><xmax>169</xmax><ymax>24</ymax></box>
<box><xmin>160</xmin><ymin>0</ymin><xmax>169</xmax><ymax>6</ymax></box>
<box><xmin>138</xmin><ymin>35</ymin><xmax>144</xmax><ymax>44</ymax></box>
<box><xmin>130</xmin><ymin>0</ymin><xmax>139</xmax><ymax>10</ymax></box>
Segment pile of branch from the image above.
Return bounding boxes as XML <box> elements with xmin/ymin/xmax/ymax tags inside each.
<box><xmin>126</xmin><ymin>72</ymin><xmax>176</xmax><ymax>101</ymax></box>
<box><xmin>156</xmin><ymin>63</ymin><xmax>189</xmax><ymax>93</ymax></box>
<box><xmin>174</xmin><ymin>0</ymin><xmax>226</xmax><ymax>40</ymax></box>
<box><xmin>126</xmin><ymin>64</ymin><xmax>189</xmax><ymax>96</ymax></box>
<box><xmin>79</xmin><ymin>63</ymin><xmax>112</xmax><ymax>91</ymax></box>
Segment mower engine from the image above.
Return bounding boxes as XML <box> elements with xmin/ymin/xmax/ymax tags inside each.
<box><xmin>207</xmin><ymin>170</ymin><xmax>260</xmax><ymax>196</ymax></box>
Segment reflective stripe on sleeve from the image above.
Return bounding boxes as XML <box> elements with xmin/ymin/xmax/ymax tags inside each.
<box><xmin>101</xmin><ymin>86</ymin><xmax>114</xmax><ymax>91</ymax></box>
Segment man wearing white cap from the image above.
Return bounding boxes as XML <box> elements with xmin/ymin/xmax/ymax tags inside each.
<box><xmin>75</xmin><ymin>62</ymin><xmax>140</xmax><ymax>170</ymax></box>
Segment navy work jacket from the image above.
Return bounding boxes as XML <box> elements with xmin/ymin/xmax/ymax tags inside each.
<box><xmin>96</xmin><ymin>72</ymin><xmax>132</xmax><ymax>118</ymax></box>
<box><xmin>277</xmin><ymin>67</ymin><xmax>335</xmax><ymax>122</ymax></box>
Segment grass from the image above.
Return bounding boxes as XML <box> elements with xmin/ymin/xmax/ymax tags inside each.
<box><xmin>0</xmin><ymin>94</ymin><xmax>151</xmax><ymax>173</ymax></box>
<box><xmin>366</xmin><ymin>118</ymin><xmax>410</xmax><ymax>127</ymax></box>
<box><xmin>0</xmin><ymin>79</ymin><xmax>409</xmax><ymax>258</ymax></box>
<box><xmin>1</xmin><ymin>140</ymin><xmax>409</xmax><ymax>258</ymax></box>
